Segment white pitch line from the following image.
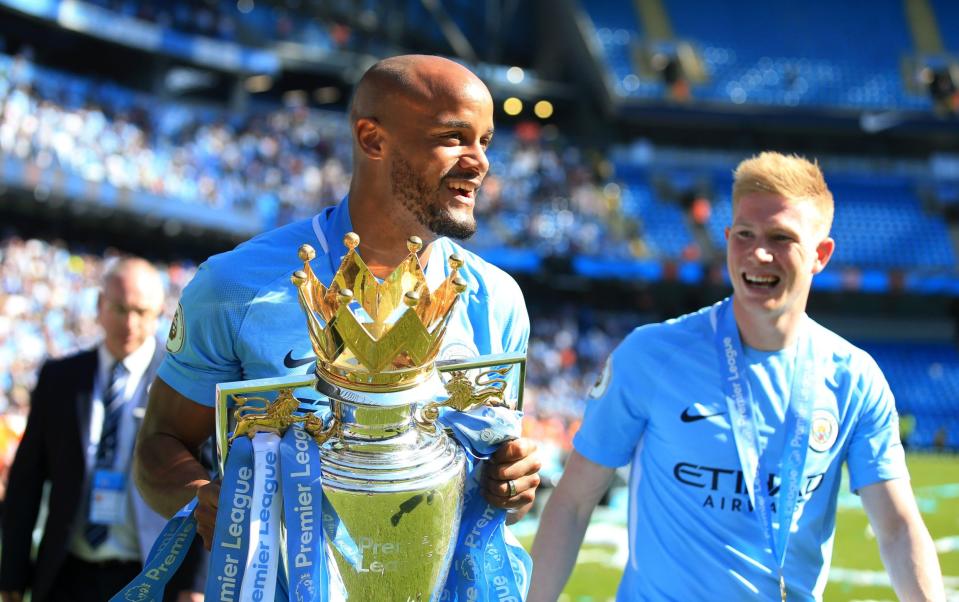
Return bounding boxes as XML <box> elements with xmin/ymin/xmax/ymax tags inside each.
<box><xmin>935</xmin><ymin>536</ymin><xmax>959</xmax><ymax>553</ymax></box>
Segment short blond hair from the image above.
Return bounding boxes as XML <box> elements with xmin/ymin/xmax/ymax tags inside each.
<box><xmin>732</xmin><ymin>152</ymin><xmax>834</xmax><ymax>233</ymax></box>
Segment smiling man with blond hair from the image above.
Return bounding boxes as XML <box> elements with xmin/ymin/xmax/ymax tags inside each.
<box><xmin>529</xmin><ymin>152</ymin><xmax>944</xmax><ymax>601</ymax></box>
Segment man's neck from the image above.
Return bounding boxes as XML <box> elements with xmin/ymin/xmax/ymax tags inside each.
<box><xmin>731</xmin><ymin>297</ymin><xmax>806</xmax><ymax>351</ymax></box>
<box><xmin>346</xmin><ymin>193</ymin><xmax>435</xmax><ymax>279</ymax></box>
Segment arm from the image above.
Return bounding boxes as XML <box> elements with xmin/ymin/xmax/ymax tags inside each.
<box><xmin>133</xmin><ymin>377</ymin><xmax>219</xmax><ymax>546</ymax></box>
<box><xmin>860</xmin><ymin>478</ymin><xmax>944</xmax><ymax>602</ymax></box>
<box><xmin>527</xmin><ymin>450</ymin><xmax>616</xmax><ymax>602</ymax></box>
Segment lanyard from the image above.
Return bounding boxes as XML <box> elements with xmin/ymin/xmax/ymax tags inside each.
<box><xmin>713</xmin><ymin>298</ymin><xmax>814</xmax><ymax>601</ymax></box>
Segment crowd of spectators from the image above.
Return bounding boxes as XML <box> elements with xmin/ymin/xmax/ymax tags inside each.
<box><xmin>0</xmin><ymin>51</ymin><xmax>641</xmax><ymax>257</ymax></box>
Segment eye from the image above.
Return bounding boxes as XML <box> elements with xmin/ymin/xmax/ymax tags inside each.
<box><xmin>735</xmin><ymin>229</ymin><xmax>753</xmax><ymax>239</ymax></box>
<box><xmin>441</xmin><ymin>132</ymin><xmax>463</xmax><ymax>144</ymax></box>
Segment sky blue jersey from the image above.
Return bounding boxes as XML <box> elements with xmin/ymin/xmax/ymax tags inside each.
<box><xmin>574</xmin><ymin>299</ymin><xmax>907</xmax><ymax>601</ymax></box>
<box><xmin>159</xmin><ymin>198</ymin><xmax>530</xmax><ymax>407</ymax></box>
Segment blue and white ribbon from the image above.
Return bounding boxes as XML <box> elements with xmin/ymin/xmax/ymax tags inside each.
<box><xmin>205</xmin><ymin>435</ymin><xmax>255</xmax><ymax>601</ymax></box>
<box><xmin>439</xmin><ymin>405</ymin><xmax>531</xmax><ymax>601</ymax></box>
<box><xmin>713</xmin><ymin>297</ymin><xmax>814</xmax><ymax>592</ymax></box>
<box><xmin>108</xmin><ymin>498</ymin><xmax>198</xmax><ymax>602</ymax></box>
<box><xmin>280</xmin><ymin>424</ymin><xmax>327</xmax><ymax>602</ymax></box>
<box><xmin>239</xmin><ymin>432</ymin><xmax>283</xmax><ymax>602</ymax></box>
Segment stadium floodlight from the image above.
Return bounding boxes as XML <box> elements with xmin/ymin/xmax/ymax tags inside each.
<box><xmin>245</xmin><ymin>74</ymin><xmax>273</xmax><ymax>93</ymax></box>
<box><xmin>534</xmin><ymin>100</ymin><xmax>553</xmax><ymax>119</ymax></box>
<box><xmin>503</xmin><ymin>97</ymin><xmax>523</xmax><ymax>116</ymax></box>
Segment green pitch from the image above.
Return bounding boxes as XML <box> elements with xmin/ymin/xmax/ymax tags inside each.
<box><xmin>518</xmin><ymin>453</ymin><xmax>958</xmax><ymax>601</ymax></box>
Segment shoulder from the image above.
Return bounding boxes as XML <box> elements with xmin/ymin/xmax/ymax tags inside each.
<box><xmin>621</xmin><ymin>303</ymin><xmax>716</xmax><ymax>354</ymax></box>
<box><xmin>38</xmin><ymin>347</ymin><xmax>97</xmax><ymax>376</ymax></box>
<box><xmin>806</xmin><ymin>319</ymin><xmax>883</xmax><ymax>377</ymax></box>
<box><xmin>439</xmin><ymin>239</ymin><xmax>523</xmax><ymax>299</ymax></box>
<box><xmin>186</xmin><ymin>218</ymin><xmax>319</xmax><ymax>303</ymax></box>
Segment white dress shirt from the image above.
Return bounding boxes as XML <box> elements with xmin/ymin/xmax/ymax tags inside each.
<box><xmin>69</xmin><ymin>337</ymin><xmax>156</xmax><ymax>562</ymax></box>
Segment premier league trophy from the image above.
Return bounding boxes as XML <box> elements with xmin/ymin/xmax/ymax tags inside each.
<box><xmin>208</xmin><ymin>233</ymin><xmax>527</xmax><ymax>601</ymax></box>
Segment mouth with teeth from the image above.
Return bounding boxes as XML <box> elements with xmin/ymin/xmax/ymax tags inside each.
<box><xmin>743</xmin><ymin>273</ymin><xmax>780</xmax><ymax>289</ymax></box>
<box><xmin>445</xmin><ymin>179</ymin><xmax>478</xmax><ymax>204</ymax></box>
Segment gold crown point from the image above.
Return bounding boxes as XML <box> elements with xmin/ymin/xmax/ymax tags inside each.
<box><xmin>404</xmin><ymin>290</ymin><xmax>421</xmax><ymax>307</ymax></box>
<box><xmin>452</xmin><ymin>276</ymin><xmax>468</xmax><ymax>293</ymax></box>
<box><xmin>298</xmin><ymin>244</ymin><xmax>316</xmax><ymax>262</ymax></box>
<box><xmin>448</xmin><ymin>254</ymin><xmax>464</xmax><ymax>270</ymax></box>
<box><xmin>344</xmin><ymin>232</ymin><xmax>360</xmax><ymax>250</ymax></box>
<box><xmin>338</xmin><ymin>288</ymin><xmax>354</xmax><ymax>304</ymax></box>
<box><xmin>291</xmin><ymin>270</ymin><xmax>307</xmax><ymax>286</ymax></box>
<box><xmin>407</xmin><ymin>236</ymin><xmax>423</xmax><ymax>254</ymax></box>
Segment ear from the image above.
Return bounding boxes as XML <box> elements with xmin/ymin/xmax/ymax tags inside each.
<box><xmin>354</xmin><ymin>117</ymin><xmax>385</xmax><ymax>160</ymax></box>
<box><xmin>812</xmin><ymin>237</ymin><xmax>835</xmax><ymax>274</ymax></box>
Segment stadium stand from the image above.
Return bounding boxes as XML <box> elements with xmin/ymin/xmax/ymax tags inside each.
<box><xmin>582</xmin><ymin>0</ymin><xmax>938</xmax><ymax>110</ymax></box>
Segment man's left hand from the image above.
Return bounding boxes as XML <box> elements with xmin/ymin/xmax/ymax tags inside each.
<box><xmin>482</xmin><ymin>437</ymin><xmax>541</xmax><ymax>523</ymax></box>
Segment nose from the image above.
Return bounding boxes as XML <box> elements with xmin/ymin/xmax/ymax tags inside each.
<box><xmin>459</xmin><ymin>141</ymin><xmax>489</xmax><ymax>176</ymax></box>
<box><xmin>753</xmin><ymin>245</ymin><xmax>774</xmax><ymax>262</ymax></box>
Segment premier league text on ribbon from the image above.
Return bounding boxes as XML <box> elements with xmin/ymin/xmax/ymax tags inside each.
<box><xmin>288</xmin><ymin>426</ymin><xmax>318</xmax><ymax>570</ymax></box>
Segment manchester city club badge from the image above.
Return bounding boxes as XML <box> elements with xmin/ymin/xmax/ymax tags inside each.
<box><xmin>809</xmin><ymin>409</ymin><xmax>839</xmax><ymax>452</ymax></box>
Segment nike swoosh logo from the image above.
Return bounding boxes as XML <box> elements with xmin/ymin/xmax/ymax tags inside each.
<box><xmin>283</xmin><ymin>350</ymin><xmax>316</xmax><ymax>369</ymax></box>
<box><xmin>680</xmin><ymin>407</ymin><xmax>727</xmax><ymax>423</ymax></box>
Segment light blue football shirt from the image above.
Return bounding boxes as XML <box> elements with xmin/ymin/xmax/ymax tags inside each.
<box><xmin>159</xmin><ymin>198</ymin><xmax>530</xmax><ymax>407</ymax></box>
<box><xmin>574</xmin><ymin>299</ymin><xmax>907</xmax><ymax>601</ymax></box>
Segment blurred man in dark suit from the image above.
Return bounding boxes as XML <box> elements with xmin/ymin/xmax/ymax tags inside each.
<box><xmin>0</xmin><ymin>257</ymin><xmax>204</xmax><ymax>602</ymax></box>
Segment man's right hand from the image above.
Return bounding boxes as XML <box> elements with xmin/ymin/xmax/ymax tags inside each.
<box><xmin>1</xmin><ymin>590</ymin><xmax>23</xmax><ymax>602</ymax></box>
<box><xmin>194</xmin><ymin>479</ymin><xmax>221</xmax><ymax>550</ymax></box>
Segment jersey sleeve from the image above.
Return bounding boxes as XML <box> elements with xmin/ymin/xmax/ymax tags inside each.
<box><xmin>573</xmin><ymin>328</ymin><xmax>651</xmax><ymax>468</ymax></box>
<box><xmin>502</xmin><ymin>281</ymin><xmax>530</xmax><ymax>356</ymax></box>
<box><xmin>846</xmin><ymin>354</ymin><xmax>909</xmax><ymax>493</ymax></box>
<box><xmin>157</xmin><ymin>261</ymin><xmax>247</xmax><ymax>406</ymax></box>
<box><xmin>495</xmin><ymin>276</ymin><xmax>529</xmax><ymax>409</ymax></box>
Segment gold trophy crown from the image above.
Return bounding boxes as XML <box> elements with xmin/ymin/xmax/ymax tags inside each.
<box><xmin>291</xmin><ymin>232</ymin><xmax>467</xmax><ymax>392</ymax></box>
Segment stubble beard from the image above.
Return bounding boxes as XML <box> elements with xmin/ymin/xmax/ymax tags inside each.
<box><xmin>390</xmin><ymin>154</ymin><xmax>477</xmax><ymax>240</ymax></box>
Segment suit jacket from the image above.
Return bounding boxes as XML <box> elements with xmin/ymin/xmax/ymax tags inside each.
<box><xmin>0</xmin><ymin>341</ymin><xmax>204</xmax><ymax>601</ymax></box>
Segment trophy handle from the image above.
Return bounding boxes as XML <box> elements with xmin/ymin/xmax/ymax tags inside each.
<box><xmin>416</xmin><ymin>352</ymin><xmax>527</xmax><ymax>430</ymax></box>
<box><xmin>434</xmin><ymin>352</ymin><xmax>526</xmax><ymax>411</ymax></box>
<box><xmin>214</xmin><ymin>373</ymin><xmax>320</xmax><ymax>476</ymax></box>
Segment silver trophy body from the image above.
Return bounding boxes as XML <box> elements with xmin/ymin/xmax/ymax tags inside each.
<box><xmin>214</xmin><ymin>353</ymin><xmax>525</xmax><ymax>601</ymax></box>
<box><xmin>316</xmin><ymin>377</ymin><xmax>466</xmax><ymax>600</ymax></box>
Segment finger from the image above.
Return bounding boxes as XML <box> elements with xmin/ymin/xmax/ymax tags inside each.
<box><xmin>194</xmin><ymin>484</ymin><xmax>220</xmax><ymax>551</ymax></box>
<box><xmin>196</xmin><ymin>480</ymin><xmax>221</xmax><ymax>510</ymax></box>
<box><xmin>483</xmin><ymin>451</ymin><xmax>542</xmax><ymax>482</ymax></box>
<box><xmin>485</xmin><ymin>473</ymin><xmax>541</xmax><ymax>500</ymax></box>
<box><xmin>482</xmin><ymin>475</ymin><xmax>539</xmax><ymax>510</ymax></box>
<box><xmin>489</xmin><ymin>438</ymin><xmax>537</xmax><ymax>464</ymax></box>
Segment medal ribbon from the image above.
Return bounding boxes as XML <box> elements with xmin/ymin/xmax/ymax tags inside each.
<box><xmin>713</xmin><ymin>298</ymin><xmax>814</xmax><ymax>599</ymax></box>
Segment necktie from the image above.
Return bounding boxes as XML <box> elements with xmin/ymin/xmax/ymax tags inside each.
<box><xmin>84</xmin><ymin>361</ymin><xmax>128</xmax><ymax>547</ymax></box>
